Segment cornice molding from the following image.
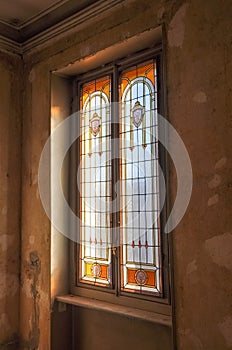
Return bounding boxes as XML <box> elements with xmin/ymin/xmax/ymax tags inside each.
<box><xmin>22</xmin><ymin>0</ymin><xmax>125</xmax><ymax>53</ymax></box>
<box><xmin>17</xmin><ymin>0</ymin><xmax>69</xmax><ymax>28</ymax></box>
<box><xmin>0</xmin><ymin>0</ymin><xmax>126</xmax><ymax>55</ymax></box>
<box><xmin>0</xmin><ymin>35</ymin><xmax>22</xmax><ymax>55</ymax></box>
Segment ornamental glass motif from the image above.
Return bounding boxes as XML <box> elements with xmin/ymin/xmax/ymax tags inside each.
<box><xmin>119</xmin><ymin>60</ymin><xmax>162</xmax><ymax>294</ymax></box>
<box><xmin>78</xmin><ymin>58</ymin><xmax>162</xmax><ymax>295</ymax></box>
<box><xmin>79</xmin><ymin>76</ymin><xmax>112</xmax><ymax>286</ymax></box>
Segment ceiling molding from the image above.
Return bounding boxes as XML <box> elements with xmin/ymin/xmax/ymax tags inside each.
<box><xmin>22</xmin><ymin>0</ymin><xmax>125</xmax><ymax>53</ymax></box>
<box><xmin>0</xmin><ymin>0</ymin><xmax>97</xmax><ymax>43</ymax></box>
<box><xmin>0</xmin><ymin>21</ymin><xmax>21</xmax><ymax>42</ymax></box>
<box><xmin>0</xmin><ymin>35</ymin><xmax>22</xmax><ymax>55</ymax></box>
<box><xmin>19</xmin><ymin>0</ymin><xmax>99</xmax><ymax>42</ymax></box>
<box><xmin>16</xmin><ymin>0</ymin><xmax>70</xmax><ymax>28</ymax></box>
<box><xmin>0</xmin><ymin>0</ymin><xmax>125</xmax><ymax>55</ymax></box>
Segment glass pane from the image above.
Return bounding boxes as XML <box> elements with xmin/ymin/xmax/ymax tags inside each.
<box><xmin>79</xmin><ymin>76</ymin><xmax>112</xmax><ymax>286</ymax></box>
<box><xmin>119</xmin><ymin>60</ymin><xmax>162</xmax><ymax>295</ymax></box>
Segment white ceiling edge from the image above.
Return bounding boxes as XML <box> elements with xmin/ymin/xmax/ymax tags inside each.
<box><xmin>55</xmin><ymin>26</ymin><xmax>162</xmax><ymax>77</ymax></box>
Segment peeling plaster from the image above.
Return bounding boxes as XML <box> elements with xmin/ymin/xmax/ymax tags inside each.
<box><xmin>29</xmin><ymin>235</ymin><xmax>35</xmax><ymax>245</ymax></box>
<box><xmin>29</xmin><ymin>252</ymin><xmax>40</xmax><ymax>349</ymax></box>
<box><xmin>218</xmin><ymin>316</ymin><xmax>232</xmax><ymax>347</ymax></box>
<box><xmin>0</xmin><ymin>234</ymin><xmax>14</xmax><ymax>252</ymax></box>
<box><xmin>29</xmin><ymin>69</ymin><xmax>35</xmax><ymax>82</ymax></box>
<box><xmin>21</xmin><ymin>252</ymin><xmax>41</xmax><ymax>348</ymax></box>
<box><xmin>1</xmin><ymin>206</ymin><xmax>7</xmax><ymax>216</ymax></box>
<box><xmin>215</xmin><ymin>157</ymin><xmax>227</xmax><ymax>169</ymax></box>
<box><xmin>186</xmin><ymin>259</ymin><xmax>197</xmax><ymax>274</ymax></box>
<box><xmin>193</xmin><ymin>91</ymin><xmax>207</xmax><ymax>103</ymax></box>
<box><xmin>168</xmin><ymin>3</ymin><xmax>189</xmax><ymax>48</ymax></box>
<box><xmin>208</xmin><ymin>194</ymin><xmax>219</xmax><ymax>206</ymax></box>
<box><xmin>205</xmin><ymin>233</ymin><xmax>232</xmax><ymax>269</ymax></box>
<box><xmin>12</xmin><ymin>1</ymin><xmax>232</xmax><ymax>349</ymax></box>
<box><xmin>208</xmin><ymin>174</ymin><xmax>221</xmax><ymax>189</ymax></box>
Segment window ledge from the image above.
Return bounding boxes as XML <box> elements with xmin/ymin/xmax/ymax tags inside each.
<box><xmin>56</xmin><ymin>294</ymin><xmax>172</xmax><ymax>327</ymax></box>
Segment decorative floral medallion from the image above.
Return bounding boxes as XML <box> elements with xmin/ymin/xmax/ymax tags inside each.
<box><xmin>91</xmin><ymin>263</ymin><xmax>102</xmax><ymax>278</ymax></box>
<box><xmin>131</xmin><ymin>101</ymin><xmax>145</xmax><ymax>128</ymax></box>
<box><xmin>135</xmin><ymin>269</ymin><xmax>148</xmax><ymax>285</ymax></box>
<box><xmin>90</xmin><ymin>112</ymin><xmax>101</xmax><ymax>136</ymax></box>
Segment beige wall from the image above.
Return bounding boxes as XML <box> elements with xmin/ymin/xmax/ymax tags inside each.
<box><xmin>0</xmin><ymin>0</ymin><xmax>231</xmax><ymax>349</ymax></box>
<box><xmin>0</xmin><ymin>52</ymin><xmax>22</xmax><ymax>348</ymax></box>
<box><xmin>167</xmin><ymin>2</ymin><xmax>232</xmax><ymax>348</ymax></box>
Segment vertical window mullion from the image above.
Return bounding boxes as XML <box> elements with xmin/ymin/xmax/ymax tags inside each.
<box><xmin>156</xmin><ymin>54</ymin><xmax>166</xmax><ymax>296</ymax></box>
<box><xmin>111</xmin><ymin>65</ymin><xmax>120</xmax><ymax>295</ymax></box>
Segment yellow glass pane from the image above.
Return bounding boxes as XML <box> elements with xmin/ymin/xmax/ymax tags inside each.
<box><xmin>85</xmin><ymin>262</ymin><xmax>108</xmax><ymax>280</ymax></box>
<box><xmin>120</xmin><ymin>61</ymin><xmax>155</xmax><ymax>96</ymax></box>
<box><xmin>81</xmin><ymin>77</ymin><xmax>110</xmax><ymax>107</ymax></box>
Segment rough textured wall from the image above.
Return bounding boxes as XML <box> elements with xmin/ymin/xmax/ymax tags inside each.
<box><xmin>167</xmin><ymin>1</ymin><xmax>232</xmax><ymax>349</ymax></box>
<box><xmin>20</xmin><ymin>62</ymin><xmax>51</xmax><ymax>350</ymax></box>
<box><xmin>20</xmin><ymin>0</ymin><xmax>232</xmax><ymax>349</ymax></box>
<box><xmin>50</xmin><ymin>75</ymin><xmax>70</xmax><ymax>304</ymax></box>
<box><xmin>0</xmin><ymin>52</ymin><xmax>22</xmax><ymax>348</ymax></box>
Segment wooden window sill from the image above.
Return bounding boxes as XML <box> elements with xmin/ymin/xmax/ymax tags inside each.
<box><xmin>56</xmin><ymin>294</ymin><xmax>172</xmax><ymax>327</ymax></box>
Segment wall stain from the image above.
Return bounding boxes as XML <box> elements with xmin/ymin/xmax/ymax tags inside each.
<box><xmin>218</xmin><ymin>316</ymin><xmax>232</xmax><ymax>347</ymax></box>
<box><xmin>207</xmin><ymin>194</ymin><xmax>219</xmax><ymax>206</ymax></box>
<box><xmin>215</xmin><ymin>157</ymin><xmax>227</xmax><ymax>169</ymax></box>
<box><xmin>0</xmin><ymin>335</ymin><xmax>19</xmax><ymax>350</ymax></box>
<box><xmin>205</xmin><ymin>232</ymin><xmax>232</xmax><ymax>270</ymax></box>
<box><xmin>21</xmin><ymin>252</ymin><xmax>41</xmax><ymax>350</ymax></box>
<box><xmin>193</xmin><ymin>91</ymin><xmax>207</xmax><ymax>103</ymax></box>
<box><xmin>168</xmin><ymin>3</ymin><xmax>189</xmax><ymax>48</ymax></box>
<box><xmin>208</xmin><ymin>174</ymin><xmax>221</xmax><ymax>189</ymax></box>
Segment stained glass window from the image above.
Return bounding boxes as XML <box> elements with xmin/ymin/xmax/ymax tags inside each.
<box><xmin>77</xmin><ymin>55</ymin><xmax>163</xmax><ymax>296</ymax></box>
<box><xmin>79</xmin><ymin>76</ymin><xmax>112</xmax><ymax>286</ymax></box>
<box><xmin>119</xmin><ymin>60</ymin><xmax>161</xmax><ymax>295</ymax></box>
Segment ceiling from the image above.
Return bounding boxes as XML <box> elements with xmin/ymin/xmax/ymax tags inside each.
<box><xmin>0</xmin><ymin>0</ymin><xmax>98</xmax><ymax>43</ymax></box>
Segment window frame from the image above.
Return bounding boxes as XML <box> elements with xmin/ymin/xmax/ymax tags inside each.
<box><xmin>69</xmin><ymin>45</ymin><xmax>172</xmax><ymax>314</ymax></box>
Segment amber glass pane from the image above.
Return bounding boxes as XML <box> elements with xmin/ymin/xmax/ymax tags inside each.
<box><xmin>79</xmin><ymin>76</ymin><xmax>112</xmax><ymax>286</ymax></box>
<box><xmin>119</xmin><ymin>60</ymin><xmax>162</xmax><ymax>295</ymax></box>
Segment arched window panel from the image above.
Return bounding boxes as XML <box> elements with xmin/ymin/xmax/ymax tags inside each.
<box><xmin>119</xmin><ymin>60</ymin><xmax>162</xmax><ymax>295</ymax></box>
<box><xmin>79</xmin><ymin>76</ymin><xmax>112</xmax><ymax>286</ymax></box>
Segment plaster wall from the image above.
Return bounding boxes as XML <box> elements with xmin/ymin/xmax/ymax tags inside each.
<box><xmin>50</xmin><ymin>75</ymin><xmax>71</xmax><ymax>304</ymax></box>
<box><xmin>3</xmin><ymin>0</ymin><xmax>231</xmax><ymax>349</ymax></box>
<box><xmin>0</xmin><ymin>52</ymin><xmax>22</xmax><ymax>349</ymax></box>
